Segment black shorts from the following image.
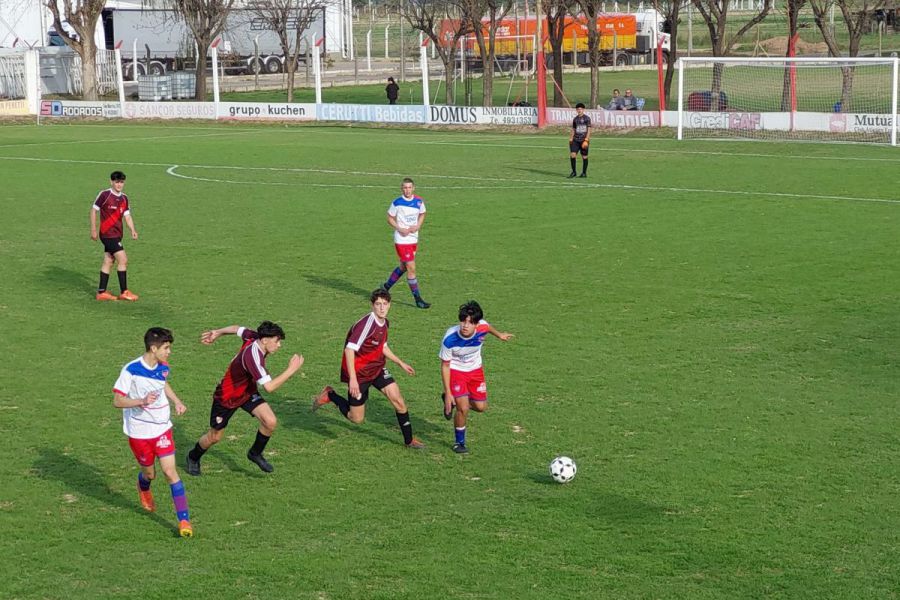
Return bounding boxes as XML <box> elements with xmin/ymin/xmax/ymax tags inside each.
<box><xmin>348</xmin><ymin>369</ymin><xmax>396</xmax><ymax>406</ymax></box>
<box><xmin>209</xmin><ymin>393</ymin><xmax>267</xmax><ymax>430</ymax></box>
<box><xmin>100</xmin><ymin>237</ymin><xmax>124</xmax><ymax>255</ymax></box>
<box><xmin>570</xmin><ymin>140</ymin><xmax>589</xmax><ymax>156</ymax></box>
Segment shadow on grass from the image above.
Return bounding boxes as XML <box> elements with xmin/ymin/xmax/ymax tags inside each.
<box><xmin>171</xmin><ymin>421</ymin><xmax>266</xmax><ymax>478</ymax></box>
<box><xmin>510</xmin><ymin>166</ymin><xmax>572</xmax><ymax>180</ymax></box>
<box><xmin>41</xmin><ymin>266</ymin><xmax>167</xmax><ymax>321</ymax></box>
<box><xmin>278</xmin><ymin>393</ymin><xmax>440</xmax><ymax>447</ymax></box>
<box><xmin>42</xmin><ymin>266</ymin><xmax>94</xmax><ymax>293</ymax></box>
<box><xmin>301</xmin><ymin>274</ymin><xmax>372</xmax><ymax>299</ymax></box>
<box><xmin>33</xmin><ymin>447</ymin><xmax>176</xmax><ymax>534</ymax></box>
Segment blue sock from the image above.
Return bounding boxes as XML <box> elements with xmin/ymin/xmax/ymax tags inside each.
<box><xmin>137</xmin><ymin>472</ymin><xmax>151</xmax><ymax>491</ymax></box>
<box><xmin>408</xmin><ymin>277</ymin><xmax>420</xmax><ymax>297</ymax></box>
<box><xmin>385</xmin><ymin>267</ymin><xmax>403</xmax><ymax>289</ymax></box>
<box><xmin>170</xmin><ymin>480</ymin><xmax>190</xmax><ymax>522</ymax></box>
<box><xmin>455</xmin><ymin>427</ymin><xmax>466</xmax><ymax>446</ymax></box>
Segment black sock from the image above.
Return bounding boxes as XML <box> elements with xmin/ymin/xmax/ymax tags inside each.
<box><xmin>117</xmin><ymin>270</ymin><xmax>127</xmax><ymax>292</ymax></box>
<box><xmin>98</xmin><ymin>271</ymin><xmax>109</xmax><ymax>292</ymax></box>
<box><xmin>570</xmin><ymin>157</ymin><xmax>576</xmax><ymax>172</ymax></box>
<box><xmin>250</xmin><ymin>431</ymin><xmax>270</xmax><ymax>456</ymax></box>
<box><xmin>582</xmin><ymin>159</ymin><xmax>589</xmax><ymax>175</ymax></box>
<box><xmin>395</xmin><ymin>411</ymin><xmax>413</xmax><ymax>445</ymax></box>
<box><xmin>328</xmin><ymin>389</ymin><xmax>351</xmax><ymax>418</ymax></box>
<box><xmin>188</xmin><ymin>442</ymin><xmax>207</xmax><ymax>461</ymax></box>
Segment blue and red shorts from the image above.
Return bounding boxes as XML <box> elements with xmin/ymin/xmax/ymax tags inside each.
<box><xmin>450</xmin><ymin>367</ymin><xmax>487</xmax><ymax>402</ymax></box>
<box><xmin>128</xmin><ymin>429</ymin><xmax>175</xmax><ymax>466</ymax></box>
<box><xmin>394</xmin><ymin>243</ymin><xmax>418</xmax><ymax>263</ymax></box>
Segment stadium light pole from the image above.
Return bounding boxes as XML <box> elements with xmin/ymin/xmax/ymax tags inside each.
<box><xmin>536</xmin><ymin>0</ymin><xmax>547</xmax><ymax>127</ymax></box>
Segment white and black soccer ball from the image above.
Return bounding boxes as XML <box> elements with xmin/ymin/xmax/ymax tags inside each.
<box><xmin>549</xmin><ymin>456</ymin><xmax>577</xmax><ymax>484</ymax></box>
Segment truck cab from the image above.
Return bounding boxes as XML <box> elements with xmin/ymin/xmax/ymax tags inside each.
<box><xmin>634</xmin><ymin>9</ymin><xmax>670</xmax><ymax>54</ymax></box>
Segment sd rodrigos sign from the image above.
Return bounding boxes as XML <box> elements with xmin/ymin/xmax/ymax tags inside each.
<box><xmin>39</xmin><ymin>100</ymin><xmax>121</xmax><ymax>118</ymax></box>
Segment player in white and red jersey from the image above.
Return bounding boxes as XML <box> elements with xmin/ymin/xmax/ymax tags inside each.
<box><xmin>439</xmin><ymin>300</ymin><xmax>513</xmax><ymax>453</ymax></box>
<box><xmin>113</xmin><ymin>327</ymin><xmax>192</xmax><ymax>537</ymax></box>
<box><xmin>185</xmin><ymin>321</ymin><xmax>304</xmax><ymax>476</ymax></box>
<box><xmin>90</xmin><ymin>171</ymin><xmax>139</xmax><ymax>302</ymax></box>
<box><xmin>312</xmin><ymin>288</ymin><xmax>425</xmax><ymax>449</ymax></box>
<box><xmin>382</xmin><ymin>178</ymin><xmax>431</xmax><ymax>309</ymax></box>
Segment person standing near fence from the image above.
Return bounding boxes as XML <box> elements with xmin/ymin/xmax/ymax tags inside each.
<box><xmin>386</xmin><ymin>77</ymin><xmax>400</xmax><ymax>105</ymax></box>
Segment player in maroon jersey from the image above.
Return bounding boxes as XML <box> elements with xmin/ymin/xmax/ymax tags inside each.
<box><xmin>90</xmin><ymin>171</ymin><xmax>139</xmax><ymax>301</ymax></box>
<box><xmin>312</xmin><ymin>289</ymin><xmax>425</xmax><ymax>449</ymax></box>
<box><xmin>185</xmin><ymin>321</ymin><xmax>304</xmax><ymax>475</ymax></box>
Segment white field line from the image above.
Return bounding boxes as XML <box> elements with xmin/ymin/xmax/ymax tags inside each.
<box><xmin>415</xmin><ymin>140</ymin><xmax>900</xmax><ymax>163</ymax></box>
<box><xmin>0</xmin><ymin>130</ymin><xmax>257</xmax><ymax>149</ymax></box>
<box><xmin>164</xmin><ymin>166</ymin><xmax>563</xmax><ymax>189</ymax></box>
<box><xmin>0</xmin><ymin>154</ymin><xmax>897</xmax><ymax>204</ymax></box>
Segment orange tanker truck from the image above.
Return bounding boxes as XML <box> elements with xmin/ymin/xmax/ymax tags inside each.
<box><xmin>439</xmin><ymin>10</ymin><xmax>668</xmax><ymax>67</ymax></box>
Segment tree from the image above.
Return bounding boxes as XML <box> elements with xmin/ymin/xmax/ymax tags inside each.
<box><xmin>244</xmin><ymin>0</ymin><xmax>327</xmax><ymax>102</ymax></box>
<box><xmin>543</xmin><ymin>0</ymin><xmax>574</xmax><ymax>107</ymax></box>
<box><xmin>576</xmin><ymin>0</ymin><xmax>603</xmax><ymax>107</ymax></box>
<box><xmin>655</xmin><ymin>0</ymin><xmax>682</xmax><ymax>107</ymax></box>
<box><xmin>399</xmin><ymin>0</ymin><xmax>471</xmax><ymax>105</ymax></box>
<box><xmin>692</xmin><ymin>0</ymin><xmax>773</xmax><ymax>109</ymax></box>
<box><xmin>46</xmin><ymin>0</ymin><xmax>105</xmax><ymax>100</ymax></box>
<box><xmin>810</xmin><ymin>0</ymin><xmax>885</xmax><ymax>111</ymax></box>
<box><xmin>171</xmin><ymin>0</ymin><xmax>235</xmax><ymax>100</ymax></box>
<box><xmin>462</xmin><ymin>0</ymin><xmax>512</xmax><ymax>107</ymax></box>
<box><xmin>780</xmin><ymin>0</ymin><xmax>807</xmax><ymax>110</ymax></box>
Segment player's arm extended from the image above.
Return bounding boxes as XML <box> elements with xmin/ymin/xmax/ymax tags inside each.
<box><xmin>383</xmin><ymin>343</ymin><xmax>415</xmax><ymax>375</ymax></box>
<box><xmin>164</xmin><ymin>383</ymin><xmax>187</xmax><ymax>415</ymax></box>
<box><xmin>200</xmin><ymin>325</ymin><xmax>241</xmax><ymax>344</ymax></box>
<box><xmin>262</xmin><ymin>354</ymin><xmax>304</xmax><ymax>393</ymax></box>
<box><xmin>487</xmin><ymin>324</ymin><xmax>514</xmax><ymax>341</ymax></box>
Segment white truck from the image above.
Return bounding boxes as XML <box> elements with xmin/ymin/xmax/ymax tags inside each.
<box><xmin>102</xmin><ymin>6</ymin><xmax>325</xmax><ymax>80</ymax></box>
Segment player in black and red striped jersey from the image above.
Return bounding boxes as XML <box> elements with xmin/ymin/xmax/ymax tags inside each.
<box><xmin>312</xmin><ymin>288</ymin><xmax>425</xmax><ymax>449</ymax></box>
<box><xmin>90</xmin><ymin>171</ymin><xmax>140</xmax><ymax>301</ymax></box>
<box><xmin>185</xmin><ymin>321</ymin><xmax>304</xmax><ymax>475</ymax></box>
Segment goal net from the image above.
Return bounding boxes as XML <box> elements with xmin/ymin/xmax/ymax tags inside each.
<box><xmin>677</xmin><ymin>57</ymin><xmax>899</xmax><ymax>145</ymax></box>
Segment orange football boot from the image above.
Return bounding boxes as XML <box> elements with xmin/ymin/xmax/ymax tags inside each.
<box><xmin>96</xmin><ymin>291</ymin><xmax>118</xmax><ymax>301</ymax></box>
<box><xmin>118</xmin><ymin>290</ymin><xmax>139</xmax><ymax>301</ymax></box>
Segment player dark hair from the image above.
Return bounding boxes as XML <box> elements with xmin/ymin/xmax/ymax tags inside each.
<box><xmin>371</xmin><ymin>288</ymin><xmax>392</xmax><ymax>304</ymax></box>
<box><xmin>458</xmin><ymin>300</ymin><xmax>484</xmax><ymax>323</ymax></box>
<box><xmin>257</xmin><ymin>321</ymin><xmax>286</xmax><ymax>340</ymax></box>
<box><xmin>402</xmin><ymin>177</ymin><xmax>414</xmax><ymax>186</ymax></box>
<box><xmin>575</xmin><ymin>102</ymin><xmax>585</xmax><ymax>109</ymax></box>
<box><xmin>144</xmin><ymin>327</ymin><xmax>173</xmax><ymax>351</ymax></box>
<box><xmin>388</xmin><ymin>77</ymin><xmax>395</xmax><ymax>83</ymax></box>
<box><xmin>110</xmin><ymin>171</ymin><xmax>126</xmax><ymax>181</ymax></box>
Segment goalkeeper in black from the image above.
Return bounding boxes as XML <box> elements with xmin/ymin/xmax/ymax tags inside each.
<box><xmin>568</xmin><ymin>102</ymin><xmax>591</xmax><ymax>178</ymax></box>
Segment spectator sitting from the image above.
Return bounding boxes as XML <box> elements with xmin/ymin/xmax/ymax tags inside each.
<box><xmin>620</xmin><ymin>88</ymin><xmax>638</xmax><ymax>110</ymax></box>
<box><xmin>606</xmin><ymin>88</ymin><xmax>624</xmax><ymax>110</ymax></box>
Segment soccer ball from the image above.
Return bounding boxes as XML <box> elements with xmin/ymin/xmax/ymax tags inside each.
<box><xmin>549</xmin><ymin>456</ymin><xmax>577</xmax><ymax>484</ymax></box>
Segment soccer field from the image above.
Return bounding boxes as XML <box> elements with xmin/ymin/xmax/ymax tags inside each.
<box><xmin>0</xmin><ymin>122</ymin><xmax>898</xmax><ymax>599</ymax></box>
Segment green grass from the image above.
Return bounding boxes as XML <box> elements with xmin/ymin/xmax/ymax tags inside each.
<box><xmin>0</xmin><ymin>121</ymin><xmax>898</xmax><ymax>599</ymax></box>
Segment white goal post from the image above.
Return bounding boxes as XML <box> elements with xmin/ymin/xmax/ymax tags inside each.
<box><xmin>677</xmin><ymin>56</ymin><xmax>900</xmax><ymax>145</ymax></box>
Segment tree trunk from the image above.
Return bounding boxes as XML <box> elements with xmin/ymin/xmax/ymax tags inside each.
<box><xmin>548</xmin><ymin>15</ymin><xmax>565</xmax><ymax>107</ymax></box>
<box><xmin>286</xmin><ymin>54</ymin><xmax>296</xmax><ymax>102</ymax></box>
<box><xmin>483</xmin><ymin>30</ymin><xmax>495</xmax><ymax>107</ymax></box>
<box><xmin>840</xmin><ymin>65</ymin><xmax>854</xmax><ymax>111</ymax></box>
<box><xmin>195</xmin><ymin>43</ymin><xmax>209</xmax><ymax>100</ymax></box>
<box><xmin>710</xmin><ymin>61</ymin><xmax>724</xmax><ymax>111</ymax></box>
<box><xmin>80</xmin><ymin>36</ymin><xmax>99</xmax><ymax>100</ymax></box>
